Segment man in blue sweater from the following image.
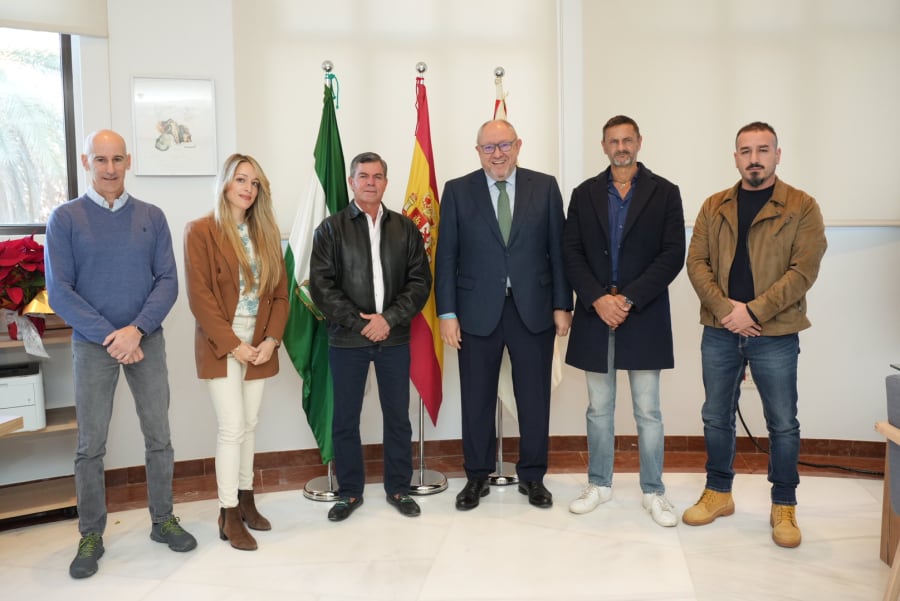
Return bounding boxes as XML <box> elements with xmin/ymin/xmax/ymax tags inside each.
<box><xmin>45</xmin><ymin>129</ymin><xmax>197</xmax><ymax>579</ymax></box>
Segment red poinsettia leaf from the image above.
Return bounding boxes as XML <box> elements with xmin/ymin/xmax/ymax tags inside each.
<box><xmin>5</xmin><ymin>286</ymin><xmax>23</xmax><ymax>305</ymax></box>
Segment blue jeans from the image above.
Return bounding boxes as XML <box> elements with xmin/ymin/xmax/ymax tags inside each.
<box><xmin>585</xmin><ymin>332</ymin><xmax>665</xmax><ymax>494</ymax></box>
<box><xmin>72</xmin><ymin>330</ymin><xmax>175</xmax><ymax>535</ymax></box>
<box><xmin>700</xmin><ymin>326</ymin><xmax>800</xmax><ymax>505</ymax></box>
<box><xmin>329</xmin><ymin>344</ymin><xmax>413</xmax><ymax>498</ymax></box>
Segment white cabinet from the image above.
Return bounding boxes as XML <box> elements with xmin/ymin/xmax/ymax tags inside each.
<box><xmin>0</xmin><ymin>327</ymin><xmax>77</xmax><ymax>520</ymax></box>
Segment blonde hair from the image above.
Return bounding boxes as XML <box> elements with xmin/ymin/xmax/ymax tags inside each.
<box><xmin>213</xmin><ymin>153</ymin><xmax>283</xmax><ymax>296</ymax></box>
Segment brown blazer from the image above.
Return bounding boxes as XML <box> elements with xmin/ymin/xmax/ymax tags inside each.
<box><xmin>184</xmin><ymin>214</ymin><xmax>289</xmax><ymax>380</ymax></box>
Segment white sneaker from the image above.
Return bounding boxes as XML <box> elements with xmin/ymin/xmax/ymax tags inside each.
<box><xmin>568</xmin><ymin>484</ymin><xmax>612</xmax><ymax>514</ymax></box>
<box><xmin>642</xmin><ymin>493</ymin><xmax>677</xmax><ymax>527</ymax></box>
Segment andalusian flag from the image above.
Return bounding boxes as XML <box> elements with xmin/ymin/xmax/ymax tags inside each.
<box><xmin>492</xmin><ymin>74</ymin><xmax>563</xmax><ymax>422</ymax></box>
<box><xmin>283</xmin><ymin>78</ymin><xmax>348</xmax><ymax>464</ymax></box>
<box><xmin>402</xmin><ymin>76</ymin><xmax>443</xmax><ymax>425</ymax></box>
<box><xmin>494</xmin><ymin>73</ymin><xmax>508</xmax><ymax>120</ymax></box>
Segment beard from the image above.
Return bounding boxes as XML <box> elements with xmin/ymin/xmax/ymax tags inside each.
<box><xmin>743</xmin><ymin>163</ymin><xmax>769</xmax><ymax>188</ymax></box>
<box><xmin>745</xmin><ymin>173</ymin><xmax>766</xmax><ymax>188</ymax></box>
<box><xmin>612</xmin><ymin>152</ymin><xmax>634</xmax><ymax>167</ymax></box>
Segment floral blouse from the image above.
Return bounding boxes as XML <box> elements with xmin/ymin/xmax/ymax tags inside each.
<box><xmin>235</xmin><ymin>222</ymin><xmax>260</xmax><ymax>316</ymax></box>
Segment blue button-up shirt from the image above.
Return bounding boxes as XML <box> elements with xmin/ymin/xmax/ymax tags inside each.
<box><xmin>607</xmin><ymin>169</ymin><xmax>637</xmax><ymax>284</ymax></box>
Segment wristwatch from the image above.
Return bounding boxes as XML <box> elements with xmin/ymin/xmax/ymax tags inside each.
<box><xmin>265</xmin><ymin>336</ymin><xmax>281</xmax><ymax>348</ymax></box>
<box><xmin>134</xmin><ymin>325</ymin><xmax>147</xmax><ymax>337</ymax></box>
<box><xmin>623</xmin><ymin>297</ymin><xmax>634</xmax><ymax>307</ymax></box>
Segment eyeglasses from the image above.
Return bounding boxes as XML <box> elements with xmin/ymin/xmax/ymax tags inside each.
<box><xmin>478</xmin><ymin>140</ymin><xmax>517</xmax><ymax>154</ymax></box>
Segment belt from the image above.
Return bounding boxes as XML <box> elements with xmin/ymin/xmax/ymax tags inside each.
<box><xmin>607</xmin><ymin>284</ymin><xmax>619</xmax><ymax>295</ymax></box>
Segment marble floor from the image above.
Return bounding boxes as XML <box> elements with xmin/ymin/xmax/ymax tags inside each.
<box><xmin>0</xmin><ymin>471</ymin><xmax>890</xmax><ymax>600</ymax></box>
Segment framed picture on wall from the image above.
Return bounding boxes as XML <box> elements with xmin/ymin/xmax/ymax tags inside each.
<box><xmin>131</xmin><ymin>77</ymin><xmax>217</xmax><ymax>176</ymax></box>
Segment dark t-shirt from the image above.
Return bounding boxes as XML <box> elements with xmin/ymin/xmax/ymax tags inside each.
<box><xmin>728</xmin><ymin>184</ymin><xmax>774</xmax><ymax>303</ymax></box>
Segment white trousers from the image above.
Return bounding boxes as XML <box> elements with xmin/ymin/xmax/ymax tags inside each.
<box><xmin>207</xmin><ymin>315</ymin><xmax>265</xmax><ymax>508</ymax></box>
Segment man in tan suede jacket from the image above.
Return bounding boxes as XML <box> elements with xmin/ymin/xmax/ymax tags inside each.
<box><xmin>682</xmin><ymin>121</ymin><xmax>827</xmax><ymax>549</ymax></box>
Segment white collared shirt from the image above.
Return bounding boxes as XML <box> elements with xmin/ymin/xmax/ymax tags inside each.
<box><xmin>86</xmin><ymin>186</ymin><xmax>130</xmax><ymax>212</ymax></box>
<box><xmin>357</xmin><ymin>200</ymin><xmax>385</xmax><ymax>313</ymax></box>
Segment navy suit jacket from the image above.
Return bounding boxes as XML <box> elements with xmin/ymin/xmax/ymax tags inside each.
<box><xmin>435</xmin><ymin>167</ymin><xmax>572</xmax><ymax>336</ymax></box>
<box><xmin>563</xmin><ymin>164</ymin><xmax>685</xmax><ymax>372</ymax></box>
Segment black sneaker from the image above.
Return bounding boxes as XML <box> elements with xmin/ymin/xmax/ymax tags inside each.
<box><xmin>69</xmin><ymin>533</ymin><xmax>104</xmax><ymax>579</ymax></box>
<box><xmin>150</xmin><ymin>516</ymin><xmax>197</xmax><ymax>552</ymax></box>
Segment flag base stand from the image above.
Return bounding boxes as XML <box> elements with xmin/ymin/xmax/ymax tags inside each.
<box><xmin>409</xmin><ymin>468</ymin><xmax>448</xmax><ymax>495</ymax></box>
<box><xmin>489</xmin><ymin>397</ymin><xmax>518</xmax><ymax>486</ymax></box>
<box><xmin>409</xmin><ymin>395</ymin><xmax>448</xmax><ymax>496</ymax></box>
<box><xmin>489</xmin><ymin>462</ymin><xmax>518</xmax><ymax>486</ymax></box>
<box><xmin>303</xmin><ymin>462</ymin><xmax>339</xmax><ymax>501</ymax></box>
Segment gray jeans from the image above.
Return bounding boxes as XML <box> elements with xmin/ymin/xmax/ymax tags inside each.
<box><xmin>72</xmin><ymin>330</ymin><xmax>174</xmax><ymax>535</ymax></box>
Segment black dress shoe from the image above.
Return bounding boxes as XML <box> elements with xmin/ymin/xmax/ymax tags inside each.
<box><xmin>455</xmin><ymin>478</ymin><xmax>489</xmax><ymax>510</ymax></box>
<box><xmin>328</xmin><ymin>496</ymin><xmax>363</xmax><ymax>522</ymax></box>
<box><xmin>386</xmin><ymin>493</ymin><xmax>421</xmax><ymax>517</ymax></box>
<box><xmin>518</xmin><ymin>480</ymin><xmax>553</xmax><ymax>508</ymax></box>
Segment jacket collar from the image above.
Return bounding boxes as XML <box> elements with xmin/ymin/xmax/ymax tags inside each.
<box><xmin>348</xmin><ymin>200</ymin><xmax>388</xmax><ymax>222</ymax></box>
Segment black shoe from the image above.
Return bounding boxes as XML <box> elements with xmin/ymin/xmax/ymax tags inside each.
<box><xmin>150</xmin><ymin>516</ymin><xmax>198</xmax><ymax>552</ymax></box>
<box><xmin>69</xmin><ymin>533</ymin><xmax>104</xmax><ymax>579</ymax></box>
<box><xmin>455</xmin><ymin>478</ymin><xmax>490</xmax><ymax>510</ymax></box>
<box><xmin>328</xmin><ymin>496</ymin><xmax>363</xmax><ymax>522</ymax></box>
<box><xmin>518</xmin><ymin>480</ymin><xmax>553</xmax><ymax>508</ymax></box>
<box><xmin>386</xmin><ymin>493</ymin><xmax>421</xmax><ymax>517</ymax></box>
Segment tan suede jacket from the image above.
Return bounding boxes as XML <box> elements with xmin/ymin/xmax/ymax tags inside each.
<box><xmin>184</xmin><ymin>214</ymin><xmax>289</xmax><ymax>379</ymax></box>
<box><xmin>687</xmin><ymin>178</ymin><xmax>827</xmax><ymax>336</ymax></box>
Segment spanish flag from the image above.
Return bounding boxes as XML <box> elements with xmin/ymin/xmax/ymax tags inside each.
<box><xmin>402</xmin><ymin>76</ymin><xmax>443</xmax><ymax>425</ymax></box>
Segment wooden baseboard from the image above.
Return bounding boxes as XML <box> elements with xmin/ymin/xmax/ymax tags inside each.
<box><xmin>97</xmin><ymin>435</ymin><xmax>886</xmax><ymax>487</ymax></box>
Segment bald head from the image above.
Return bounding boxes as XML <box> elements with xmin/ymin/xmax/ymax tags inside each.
<box><xmin>84</xmin><ymin>129</ymin><xmax>127</xmax><ymax>157</ymax></box>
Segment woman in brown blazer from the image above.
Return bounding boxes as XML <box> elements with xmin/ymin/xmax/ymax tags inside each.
<box><xmin>184</xmin><ymin>154</ymin><xmax>288</xmax><ymax>550</ymax></box>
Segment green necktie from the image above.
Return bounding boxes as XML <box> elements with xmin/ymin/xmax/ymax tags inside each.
<box><xmin>496</xmin><ymin>180</ymin><xmax>511</xmax><ymax>244</ymax></box>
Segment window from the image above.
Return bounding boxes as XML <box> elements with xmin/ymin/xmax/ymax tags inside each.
<box><xmin>0</xmin><ymin>28</ymin><xmax>77</xmax><ymax>232</ymax></box>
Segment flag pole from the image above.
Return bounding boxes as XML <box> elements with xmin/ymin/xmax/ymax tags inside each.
<box><xmin>405</xmin><ymin>61</ymin><xmax>447</xmax><ymax>496</ymax></box>
<box><xmin>489</xmin><ymin>394</ymin><xmax>518</xmax><ymax>485</ymax></box>
<box><xmin>301</xmin><ymin>59</ymin><xmax>341</xmax><ymax>502</ymax></box>
<box><xmin>488</xmin><ymin>65</ymin><xmax>518</xmax><ymax>486</ymax></box>
<box><xmin>409</xmin><ymin>398</ymin><xmax>447</xmax><ymax>495</ymax></box>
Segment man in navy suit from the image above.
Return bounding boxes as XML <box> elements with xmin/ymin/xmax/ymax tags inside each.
<box><xmin>435</xmin><ymin>119</ymin><xmax>572</xmax><ymax>510</ymax></box>
<box><xmin>562</xmin><ymin>115</ymin><xmax>685</xmax><ymax>527</ymax></box>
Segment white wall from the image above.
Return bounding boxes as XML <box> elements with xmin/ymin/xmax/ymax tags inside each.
<box><xmin>2</xmin><ymin>0</ymin><xmax>898</xmax><ymax>485</ymax></box>
<box><xmin>578</xmin><ymin>0</ymin><xmax>900</xmax><ymax>226</ymax></box>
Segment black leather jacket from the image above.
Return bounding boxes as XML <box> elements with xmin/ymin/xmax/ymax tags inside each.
<box><xmin>310</xmin><ymin>202</ymin><xmax>432</xmax><ymax>348</ymax></box>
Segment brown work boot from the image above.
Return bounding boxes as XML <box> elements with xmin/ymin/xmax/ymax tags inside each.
<box><xmin>218</xmin><ymin>507</ymin><xmax>257</xmax><ymax>551</ymax></box>
<box><xmin>770</xmin><ymin>504</ymin><xmax>802</xmax><ymax>548</ymax></box>
<box><xmin>682</xmin><ymin>488</ymin><xmax>735</xmax><ymax>526</ymax></box>
<box><xmin>238</xmin><ymin>489</ymin><xmax>272</xmax><ymax>531</ymax></box>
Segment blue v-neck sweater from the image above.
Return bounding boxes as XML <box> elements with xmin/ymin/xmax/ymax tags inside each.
<box><xmin>45</xmin><ymin>195</ymin><xmax>178</xmax><ymax>344</ymax></box>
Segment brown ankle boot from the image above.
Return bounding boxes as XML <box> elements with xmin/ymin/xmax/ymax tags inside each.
<box><xmin>238</xmin><ymin>489</ymin><xmax>272</xmax><ymax>531</ymax></box>
<box><xmin>218</xmin><ymin>507</ymin><xmax>257</xmax><ymax>551</ymax></box>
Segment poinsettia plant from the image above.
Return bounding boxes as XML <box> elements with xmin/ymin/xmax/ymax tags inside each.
<box><xmin>0</xmin><ymin>235</ymin><xmax>45</xmax><ymax>314</ymax></box>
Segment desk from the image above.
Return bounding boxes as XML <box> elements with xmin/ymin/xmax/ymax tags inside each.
<box><xmin>0</xmin><ymin>415</ymin><xmax>24</xmax><ymax>437</ymax></box>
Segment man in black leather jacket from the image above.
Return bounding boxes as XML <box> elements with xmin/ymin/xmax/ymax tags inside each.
<box><xmin>310</xmin><ymin>151</ymin><xmax>431</xmax><ymax>522</ymax></box>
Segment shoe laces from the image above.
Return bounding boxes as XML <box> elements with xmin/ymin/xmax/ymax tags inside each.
<box><xmin>578</xmin><ymin>484</ymin><xmax>600</xmax><ymax>500</ymax></box>
<box><xmin>698</xmin><ymin>489</ymin><xmax>722</xmax><ymax>508</ymax></box>
<box><xmin>159</xmin><ymin>516</ymin><xmax>187</xmax><ymax>536</ymax></box>
<box><xmin>77</xmin><ymin>533</ymin><xmax>101</xmax><ymax>558</ymax></box>
<box><xmin>772</xmin><ymin>505</ymin><xmax>796</xmax><ymax>526</ymax></box>
<box><xmin>652</xmin><ymin>494</ymin><xmax>675</xmax><ymax>513</ymax></box>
